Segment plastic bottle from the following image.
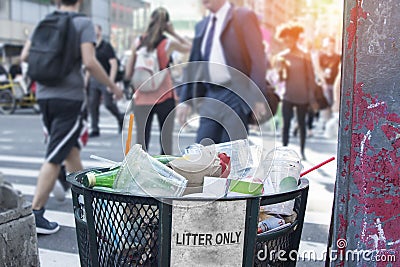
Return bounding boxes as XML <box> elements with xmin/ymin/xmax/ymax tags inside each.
<box><xmin>113</xmin><ymin>145</ymin><xmax>188</xmax><ymax>197</ymax></box>
<box><xmin>152</xmin><ymin>155</ymin><xmax>181</xmax><ymax>165</ymax></box>
<box><xmin>257</xmin><ymin>215</ymin><xmax>285</xmax><ymax>234</ymax></box>
<box><xmin>82</xmin><ymin>168</ymin><xmax>120</xmax><ymax>188</ymax></box>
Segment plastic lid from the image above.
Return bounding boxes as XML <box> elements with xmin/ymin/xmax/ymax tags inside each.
<box><xmin>264</xmin><ymin>147</ymin><xmax>301</xmax><ymax>163</ymax></box>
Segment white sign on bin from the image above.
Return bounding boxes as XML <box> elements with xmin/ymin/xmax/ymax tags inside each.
<box><xmin>171</xmin><ymin>200</ymin><xmax>247</xmax><ymax>267</ymax></box>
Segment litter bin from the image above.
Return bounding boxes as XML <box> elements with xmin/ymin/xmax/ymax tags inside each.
<box><xmin>68</xmin><ymin>168</ymin><xmax>309</xmax><ymax>267</ymax></box>
<box><xmin>0</xmin><ymin>177</ymin><xmax>40</xmax><ymax>267</ymax></box>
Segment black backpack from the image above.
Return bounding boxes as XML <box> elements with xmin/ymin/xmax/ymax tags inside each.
<box><xmin>28</xmin><ymin>11</ymin><xmax>84</xmax><ymax>86</ymax></box>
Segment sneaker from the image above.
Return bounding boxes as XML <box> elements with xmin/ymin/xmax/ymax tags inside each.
<box><xmin>58</xmin><ymin>165</ymin><xmax>71</xmax><ymax>192</ymax></box>
<box><xmin>52</xmin><ymin>165</ymin><xmax>69</xmax><ymax>202</ymax></box>
<box><xmin>118</xmin><ymin>116</ymin><xmax>124</xmax><ymax>134</ymax></box>
<box><xmin>33</xmin><ymin>208</ymin><xmax>60</xmax><ymax>235</ymax></box>
<box><xmin>89</xmin><ymin>131</ymin><xmax>100</xmax><ymax>137</ymax></box>
<box><xmin>52</xmin><ymin>180</ymin><xmax>66</xmax><ymax>202</ymax></box>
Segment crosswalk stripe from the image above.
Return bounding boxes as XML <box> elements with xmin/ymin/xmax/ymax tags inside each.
<box><xmin>38</xmin><ymin>248</ymin><xmax>80</xmax><ymax>267</ymax></box>
<box><xmin>1</xmin><ymin>167</ymin><xmax>38</xmax><ymax>178</ymax></box>
<box><xmin>298</xmin><ymin>240</ymin><xmax>328</xmax><ymax>261</ymax></box>
<box><xmin>42</xmin><ymin>209</ymin><xmax>76</xmax><ymax>228</ymax></box>
<box><xmin>12</xmin><ymin>183</ymin><xmax>73</xmax><ymax>200</ymax></box>
<box><xmin>0</xmin><ymin>154</ymin><xmax>117</xmax><ymax>167</ymax></box>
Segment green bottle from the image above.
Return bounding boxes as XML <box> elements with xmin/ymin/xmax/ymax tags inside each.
<box><xmin>152</xmin><ymin>155</ymin><xmax>181</xmax><ymax>164</ymax></box>
<box><xmin>82</xmin><ymin>168</ymin><xmax>119</xmax><ymax>188</ymax></box>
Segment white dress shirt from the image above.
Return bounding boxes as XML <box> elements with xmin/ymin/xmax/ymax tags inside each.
<box><xmin>201</xmin><ymin>1</ymin><xmax>231</xmax><ymax>85</ymax></box>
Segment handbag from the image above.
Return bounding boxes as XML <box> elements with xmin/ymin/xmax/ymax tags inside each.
<box><xmin>302</xmin><ymin>54</ymin><xmax>329</xmax><ymax>110</ymax></box>
<box><xmin>313</xmin><ymin>82</ymin><xmax>329</xmax><ymax>110</ymax></box>
<box><xmin>248</xmin><ymin>82</ymin><xmax>281</xmax><ymax>125</ymax></box>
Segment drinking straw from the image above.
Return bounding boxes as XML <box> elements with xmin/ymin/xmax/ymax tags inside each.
<box><xmin>125</xmin><ymin>114</ymin><xmax>134</xmax><ymax>155</ymax></box>
<box><xmin>300</xmin><ymin>156</ymin><xmax>335</xmax><ymax>177</ymax></box>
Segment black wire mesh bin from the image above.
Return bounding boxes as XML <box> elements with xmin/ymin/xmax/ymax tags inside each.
<box><xmin>68</xmin><ymin>168</ymin><xmax>309</xmax><ymax>267</ymax></box>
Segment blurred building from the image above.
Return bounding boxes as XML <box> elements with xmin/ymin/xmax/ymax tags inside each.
<box><xmin>109</xmin><ymin>0</ymin><xmax>150</xmax><ymax>56</ymax></box>
<box><xmin>0</xmin><ymin>0</ymin><xmax>343</xmax><ymax>56</ymax></box>
<box><xmin>0</xmin><ymin>0</ymin><xmax>149</xmax><ymax>56</ymax></box>
<box><xmin>147</xmin><ymin>0</ymin><xmax>203</xmax><ymax>38</ymax></box>
<box><xmin>0</xmin><ymin>0</ymin><xmax>55</xmax><ymax>45</ymax></box>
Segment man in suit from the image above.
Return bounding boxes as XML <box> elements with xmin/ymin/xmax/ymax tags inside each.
<box><xmin>177</xmin><ymin>0</ymin><xmax>268</xmax><ymax>145</ymax></box>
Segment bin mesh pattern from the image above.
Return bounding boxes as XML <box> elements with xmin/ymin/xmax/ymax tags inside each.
<box><xmin>254</xmin><ymin>230</ymin><xmax>296</xmax><ymax>267</ymax></box>
<box><xmin>254</xmin><ymin>196</ymin><xmax>302</xmax><ymax>266</ymax></box>
<box><xmin>90</xmin><ymin>192</ymin><xmax>160</xmax><ymax>266</ymax></box>
<box><xmin>76</xmin><ymin>218</ymin><xmax>92</xmax><ymax>267</ymax></box>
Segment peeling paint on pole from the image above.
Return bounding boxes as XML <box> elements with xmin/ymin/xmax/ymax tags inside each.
<box><xmin>333</xmin><ymin>0</ymin><xmax>400</xmax><ymax>266</ymax></box>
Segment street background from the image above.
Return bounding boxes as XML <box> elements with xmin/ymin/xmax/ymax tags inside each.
<box><xmin>0</xmin><ymin>100</ymin><xmax>337</xmax><ymax>266</ymax></box>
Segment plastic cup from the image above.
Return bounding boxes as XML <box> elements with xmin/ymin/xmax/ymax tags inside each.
<box><xmin>267</xmin><ymin>161</ymin><xmax>302</xmax><ymax>193</ymax></box>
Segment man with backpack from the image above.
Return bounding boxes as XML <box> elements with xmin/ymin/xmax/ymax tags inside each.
<box><xmin>21</xmin><ymin>0</ymin><xmax>123</xmax><ymax>235</ymax></box>
<box><xmin>86</xmin><ymin>24</ymin><xmax>124</xmax><ymax>138</ymax></box>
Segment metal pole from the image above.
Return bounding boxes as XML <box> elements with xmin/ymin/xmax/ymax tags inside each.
<box><xmin>331</xmin><ymin>0</ymin><xmax>400</xmax><ymax>266</ymax></box>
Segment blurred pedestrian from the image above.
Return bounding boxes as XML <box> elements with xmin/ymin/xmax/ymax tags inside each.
<box><xmin>125</xmin><ymin>7</ymin><xmax>191</xmax><ymax>155</ymax></box>
<box><xmin>20</xmin><ymin>0</ymin><xmax>123</xmax><ymax>234</ymax></box>
<box><xmin>176</xmin><ymin>0</ymin><xmax>268</xmax><ymax>145</ymax></box>
<box><xmin>316</xmin><ymin>36</ymin><xmax>341</xmax><ymax>129</ymax></box>
<box><xmin>86</xmin><ymin>24</ymin><xmax>124</xmax><ymax>137</ymax></box>
<box><xmin>273</xmin><ymin>22</ymin><xmax>317</xmax><ymax>160</ymax></box>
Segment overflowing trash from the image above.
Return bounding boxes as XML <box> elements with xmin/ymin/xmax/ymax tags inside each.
<box><xmin>70</xmin><ymin>139</ymin><xmax>322</xmax><ymax>265</ymax></box>
<box><xmin>79</xmin><ymin>140</ymin><xmax>307</xmax><ymax>232</ymax></box>
<box><xmin>80</xmin><ymin>140</ymin><xmax>305</xmax><ymax>200</ymax></box>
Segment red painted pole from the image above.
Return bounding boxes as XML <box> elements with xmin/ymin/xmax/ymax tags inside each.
<box><xmin>331</xmin><ymin>0</ymin><xmax>400</xmax><ymax>266</ymax></box>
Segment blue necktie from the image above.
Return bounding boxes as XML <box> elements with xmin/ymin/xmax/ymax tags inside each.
<box><xmin>204</xmin><ymin>16</ymin><xmax>217</xmax><ymax>61</ymax></box>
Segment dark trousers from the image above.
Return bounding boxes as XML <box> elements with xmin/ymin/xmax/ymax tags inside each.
<box><xmin>134</xmin><ymin>98</ymin><xmax>175</xmax><ymax>155</ymax></box>
<box><xmin>196</xmin><ymin>107</ymin><xmax>249</xmax><ymax>146</ymax></box>
<box><xmin>282</xmin><ymin>100</ymin><xmax>308</xmax><ymax>155</ymax></box>
<box><xmin>88</xmin><ymin>80</ymin><xmax>123</xmax><ymax>133</ymax></box>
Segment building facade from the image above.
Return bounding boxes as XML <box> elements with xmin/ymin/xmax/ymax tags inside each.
<box><xmin>0</xmin><ymin>0</ymin><xmax>149</xmax><ymax>55</ymax></box>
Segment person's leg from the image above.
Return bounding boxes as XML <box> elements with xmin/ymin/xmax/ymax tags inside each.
<box><xmin>103</xmin><ymin>87</ymin><xmax>124</xmax><ymax>133</ymax></box>
<box><xmin>134</xmin><ymin>104</ymin><xmax>154</xmax><ymax>152</ymax></box>
<box><xmin>307</xmin><ymin>108</ymin><xmax>314</xmax><ymax>137</ymax></box>
<box><xmin>64</xmin><ymin>146</ymin><xmax>83</xmax><ymax>173</ymax></box>
<box><xmin>220</xmin><ymin>107</ymin><xmax>248</xmax><ymax>143</ymax></box>
<box><xmin>196</xmin><ymin>117</ymin><xmax>224</xmax><ymax>145</ymax></box>
<box><xmin>281</xmin><ymin>100</ymin><xmax>294</xmax><ymax>146</ymax></box>
<box><xmin>33</xmin><ymin>99</ymin><xmax>84</xmax><ymax>234</ymax></box>
<box><xmin>154</xmin><ymin>98</ymin><xmax>175</xmax><ymax>155</ymax></box>
<box><xmin>88</xmin><ymin>85</ymin><xmax>101</xmax><ymax>136</ymax></box>
<box><xmin>296</xmin><ymin>103</ymin><xmax>309</xmax><ymax>159</ymax></box>
<box><xmin>32</xmin><ymin>162</ymin><xmax>61</xmax><ymax>211</ymax></box>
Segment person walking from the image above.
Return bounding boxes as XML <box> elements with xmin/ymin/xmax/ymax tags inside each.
<box><xmin>316</xmin><ymin>36</ymin><xmax>341</xmax><ymax>130</ymax></box>
<box><xmin>176</xmin><ymin>0</ymin><xmax>268</xmax><ymax>146</ymax></box>
<box><xmin>86</xmin><ymin>24</ymin><xmax>124</xmax><ymax>137</ymax></box>
<box><xmin>273</xmin><ymin>22</ymin><xmax>317</xmax><ymax>160</ymax></box>
<box><xmin>20</xmin><ymin>0</ymin><xmax>123</xmax><ymax>234</ymax></box>
<box><xmin>125</xmin><ymin>7</ymin><xmax>191</xmax><ymax>155</ymax></box>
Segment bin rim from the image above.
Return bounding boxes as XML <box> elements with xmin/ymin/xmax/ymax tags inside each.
<box><xmin>67</xmin><ymin>167</ymin><xmax>309</xmax><ymax>202</ymax></box>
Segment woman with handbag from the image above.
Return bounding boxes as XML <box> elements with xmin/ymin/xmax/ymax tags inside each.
<box><xmin>125</xmin><ymin>7</ymin><xmax>191</xmax><ymax>155</ymax></box>
<box><xmin>273</xmin><ymin>22</ymin><xmax>317</xmax><ymax>160</ymax></box>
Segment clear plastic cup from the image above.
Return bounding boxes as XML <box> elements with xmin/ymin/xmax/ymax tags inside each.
<box><xmin>263</xmin><ymin>147</ymin><xmax>303</xmax><ymax>215</ymax></box>
<box><xmin>267</xmin><ymin>161</ymin><xmax>303</xmax><ymax>193</ymax></box>
<box><xmin>264</xmin><ymin>147</ymin><xmax>303</xmax><ymax>192</ymax></box>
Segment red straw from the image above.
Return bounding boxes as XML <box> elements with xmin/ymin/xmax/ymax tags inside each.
<box><xmin>300</xmin><ymin>157</ymin><xmax>335</xmax><ymax>177</ymax></box>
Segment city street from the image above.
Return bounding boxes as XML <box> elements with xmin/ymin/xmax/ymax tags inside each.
<box><xmin>0</xmin><ymin>101</ymin><xmax>337</xmax><ymax>266</ymax></box>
